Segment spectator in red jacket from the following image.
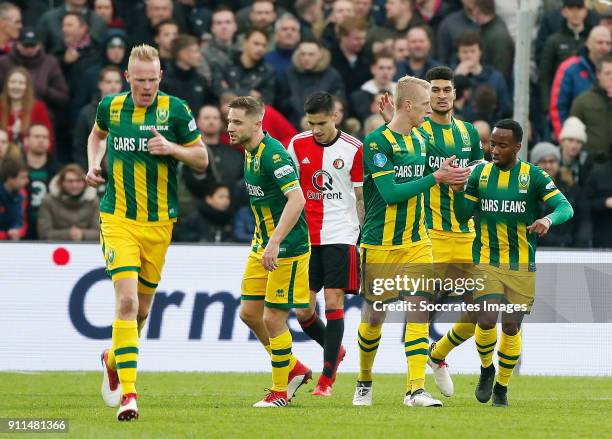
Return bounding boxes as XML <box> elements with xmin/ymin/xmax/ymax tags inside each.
<box><xmin>94</xmin><ymin>0</ymin><xmax>125</xmax><ymax>30</ymax></box>
<box><xmin>0</xmin><ymin>67</ymin><xmax>54</xmax><ymax>152</ymax></box>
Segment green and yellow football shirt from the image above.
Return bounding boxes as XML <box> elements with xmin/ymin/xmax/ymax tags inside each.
<box><xmin>464</xmin><ymin>160</ymin><xmax>565</xmax><ymax>271</ymax></box>
<box><xmin>95</xmin><ymin>91</ymin><xmax>201</xmax><ymax>223</ymax></box>
<box><xmin>361</xmin><ymin>124</ymin><xmax>429</xmax><ymax>248</ymax></box>
<box><xmin>421</xmin><ymin>117</ymin><xmax>482</xmax><ymax>233</ymax></box>
<box><xmin>244</xmin><ymin>132</ymin><xmax>309</xmax><ymax>258</ymax></box>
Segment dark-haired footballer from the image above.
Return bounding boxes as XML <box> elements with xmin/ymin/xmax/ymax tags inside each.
<box><xmin>288</xmin><ymin>91</ymin><xmax>364</xmax><ymax>397</ymax></box>
<box><xmin>451</xmin><ymin>119</ymin><xmax>573</xmax><ymax>407</ymax></box>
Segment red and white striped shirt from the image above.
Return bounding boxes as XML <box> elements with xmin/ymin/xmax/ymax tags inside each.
<box><xmin>288</xmin><ymin>130</ymin><xmax>363</xmax><ymax>245</ymax></box>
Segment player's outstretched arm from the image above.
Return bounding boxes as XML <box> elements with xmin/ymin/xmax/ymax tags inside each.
<box><xmin>86</xmin><ymin>125</ymin><xmax>108</xmax><ymax>188</ymax></box>
<box><xmin>148</xmin><ymin>127</ymin><xmax>208</xmax><ymax>173</ymax></box>
<box><xmin>451</xmin><ymin>191</ymin><xmax>478</xmax><ymax>223</ymax></box>
<box><xmin>261</xmin><ymin>188</ymin><xmax>305</xmax><ymax>271</ymax></box>
<box><xmin>527</xmin><ymin>193</ymin><xmax>574</xmax><ymax>237</ymax></box>
<box><xmin>373</xmin><ymin>156</ymin><xmax>470</xmax><ymax>205</ymax></box>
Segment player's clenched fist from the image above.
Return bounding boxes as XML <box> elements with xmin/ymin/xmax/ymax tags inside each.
<box><xmin>148</xmin><ymin>127</ymin><xmax>175</xmax><ymax>155</ymax></box>
<box><xmin>86</xmin><ymin>165</ymin><xmax>105</xmax><ymax>188</ymax></box>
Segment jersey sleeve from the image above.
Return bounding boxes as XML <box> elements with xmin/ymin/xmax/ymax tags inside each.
<box><xmin>265</xmin><ymin>146</ymin><xmax>301</xmax><ymax>195</ymax></box>
<box><xmin>363</xmin><ymin>133</ymin><xmax>394</xmax><ymax>179</ymax></box>
<box><xmin>95</xmin><ymin>96</ymin><xmax>110</xmax><ymax>133</ymax></box>
<box><xmin>464</xmin><ymin>165</ymin><xmax>482</xmax><ymax>202</ymax></box>
<box><xmin>533</xmin><ymin>167</ymin><xmax>561</xmax><ymax>202</ymax></box>
<box><xmin>287</xmin><ymin>137</ymin><xmax>300</xmax><ymax>177</ymax></box>
<box><xmin>172</xmin><ymin>99</ymin><xmax>202</xmax><ymax>146</ymax></box>
<box><xmin>350</xmin><ymin>145</ymin><xmax>363</xmax><ymax>187</ymax></box>
<box><xmin>468</xmin><ymin>124</ymin><xmax>484</xmax><ymax>162</ymax></box>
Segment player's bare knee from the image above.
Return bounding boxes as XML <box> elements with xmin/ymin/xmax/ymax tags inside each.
<box><xmin>295</xmin><ymin>307</ymin><xmax>313</xmax><ymax>322</ymax></box>
<box><xmin>117</xmin><ymin>295</ymin><xmax>138</xmax><ymax>318</ymax></box>
<box><xmin>239</xmin><ymin>307</ymin><xmax>260</xmax><ymax>328</ymax></box>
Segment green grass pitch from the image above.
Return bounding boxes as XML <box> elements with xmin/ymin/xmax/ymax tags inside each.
<box><xmin>1</xmin><ymin>372</ymin><xmax>611</xmax><ymax>438</ymax></box>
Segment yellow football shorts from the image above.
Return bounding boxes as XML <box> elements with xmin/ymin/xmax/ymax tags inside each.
<box><xmin>361</xmin><ymin>240</ymin><xmax>434</xmax><ymax>304</ymax></box>
<box><xmin>429</xmin><ymin>229</ymin><xmax>475</xmax><ymax>295</ymax></box>
<box><xmin>241</xmin><ymin>251</ymin><xmax>310</xmax><ymax>309</ymax></box>
<box><xmin>472</xmin><ymin>264</ymin><xmax>536</xmax><ymax>312</ymax></box>
<box><xmin>99</xmin><ymin>213</ymin><xmax>173</xmax><ymax>294</ymax></box>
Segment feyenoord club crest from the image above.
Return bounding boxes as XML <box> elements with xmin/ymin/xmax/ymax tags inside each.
<box><xmin>519</xmin><ymin>173</ymin><xmax>530</xmax><ymax>193</ymax></box>
<box><xmin>156</xmin><ymin>107</ymin><xmax>169</xmax><ymax>124</ymax></box>
<box><xmin>333</xmin><ymin>158</ymin><xmax>344</xmax><ymax>169</ymax></box>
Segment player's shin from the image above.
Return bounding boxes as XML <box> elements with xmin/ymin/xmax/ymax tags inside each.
<box><xmin>475</xmin><ymin>324</ymin><xmax>498</xmax><ymax>368</ymax></box>
<box><xmin>269</xmin><ymin>329</ymin><xmax>294</xmax><ymax>392</ymax></box>
<box><xmin>357</xmin><ymin>322</ymin><xmax>382</xmax><ymax>382</ymax></box>
<box><xmin>431</xmin><ymin>313</ymin><xmax>476</xmax><ymax>363</ymax></box>
<box><xmin>298</xmin><ymin>311</ymin><xmax>326</xmax><ymax>347</ymax></box>
<box><xmin>497</xmin><ymin>329</ymin><xmax>521</xmax><ymax>387</ymax></box>
<box><xmin>112</xmin><ymin>319</ymin><xmax>139</xmax><ymax>395</ymax></box>
<box><xmin>405</xmin><ymin>322</ymin><xmax>429</xmax><ymax>393</ymax></box>
<box><xmin>322</xmin><ymin>309</ymin><xmax>344</xmax><ymax>379</ymax></box>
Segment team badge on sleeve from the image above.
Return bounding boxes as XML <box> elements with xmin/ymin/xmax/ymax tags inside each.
<box><xmin>373</xmin><ymin>153</ymin><xmax>387</xmax><ymax>168</ymax></box>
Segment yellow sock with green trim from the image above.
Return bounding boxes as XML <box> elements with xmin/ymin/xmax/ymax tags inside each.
<box><xmin>265</xmin><ymin>343</ymin><xmax>296</xmax><ymax>369</ymax></box>
<box><xmin>475</xmin><ymin>324</ymin><xmax>497</xmax><ymax>368</ymax></box>
<box><xmin>270</xmin><ymin>330</ymin><xmax>293</xmax><ymax>392</ymax></box>
<box><xmin>357</xmin><ymin>322</ymin><xmax>382</xmax><ymax>382</ymax></box>
<box><xmin>430</xmin><ymin>314</ymin><xmax>475</xmax><ymax>363</ymax></box>
<box><xmin>405</xmin><ymin>323</ymin><xmax>429</xmax><ymax>393</ymax></box>
<box><xmin>264</xmin><ymin>345</ymin><xmax>272</xmax><ymax>356</ymax></box>
<box><xmin>112</xmin><ymin>319</ymin><xmax>139</xmax><ymax>395</ymax></box>
<box><xmin>497</xmin><ymin>330</ymin><xmax>521</xmax><ymax>387</ymax></box>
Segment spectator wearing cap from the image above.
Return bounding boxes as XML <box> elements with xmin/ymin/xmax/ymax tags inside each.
<box><xmin>557</xmin><ymin>116</ymin><xmax>592</xmax><ymax>184</ymax></box>
<box><xmin>72</xmin><ymin>65</ymin><xmax>123</xmax><ymax>169</ymax></box>
<box><xmin>211</xmin><ymin>28</ymin><xmax>276</xmax><ymax>104</ymax></box>
<box><xmin>73</xmin><ymin>32</ymin><xmax>128</xmax><ymax>115</ymax></box>
<box><xmin>436</xmin><ymin>0</ymin><xmax>479</xmax><ymax>66</ymax></box>
<box><xmin>0</xmin><ymin>157</ymin><xmax>28</xmax><ymax>240</ymax></box>
<box><xmin>161</xmin><ymin>34</ymin><xmax>214</xmax><ymax>116</ymax></box>
<box><xmin>154</xmin><ymin>19</ymin><xmax>178</xmax><ymax>71</ymax></box>
<box><xmin>550</xmin><ymin>25</ymin><xmax>611</xmax><ymax>139</ymax></box>
<box><xmin>535</xmin><ymin>0</ymin><xmax>600</xmax><ymax>63</ymax></box>
<box><xmin>472</xmin><ymin>0</ymin><xmax>514</xmax><ymax>85</ymax></box>
<box><xmin>394</xmin><ymin>26</ymin><xmax>441</xmax><ymax>80</ymax></box>
<box><xmin>0</xmin><ymin>2</ymin><xmax>22</xmax><ymax>56</ymax></box>
<box><xmin>0</xmin><ymin>27</ymin><xmax>69</xmax><ymax>110</ymax></box>
<box><xmin>277</xmin><ymin>39</ymin><xmax>345</xmax><ymax>127</ymax></box>
<box><xmin>36</xmin><ymin>0</ymin><xmax>106</xmax><ymax>55</ymax></box>
<box><xmin>539</xmin><ymin>0</ymin><xmax>592</xmax><ymax>112</ymax></box>
<box><xmin>264</xmin><ymin>13</ymin><xmax>301</xmax><ymax>80</ymax></box>
<box><xmin>531</xmin><ymin>141</ymin><xmax>591</xmax><ymax>248</ymax></box>
<box><xmin>570</xmin><ymin>55</ymin><xmax>612</xmax><ymax>164</ymax></box>
<box><xmin>351</xmin><ymin>50</ymin><xmax>397</xmax><ymax>122</ymax></box>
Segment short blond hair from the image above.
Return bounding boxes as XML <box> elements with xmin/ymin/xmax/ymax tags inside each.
<box><xmin>128</xmin><ymin>44</ymin><xmax>160</xmax><ymax>68</ymax></box>
<box><xmin>394</xmin><ymin>75</ymin><xmax>431</xmax><ymax>108</ymax></box>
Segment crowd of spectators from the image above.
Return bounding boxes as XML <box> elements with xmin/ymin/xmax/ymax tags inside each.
<box><xmin>0</xmin><ymin>0</ymin><xmax>611</xmax><ymax>248</ymax></box>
